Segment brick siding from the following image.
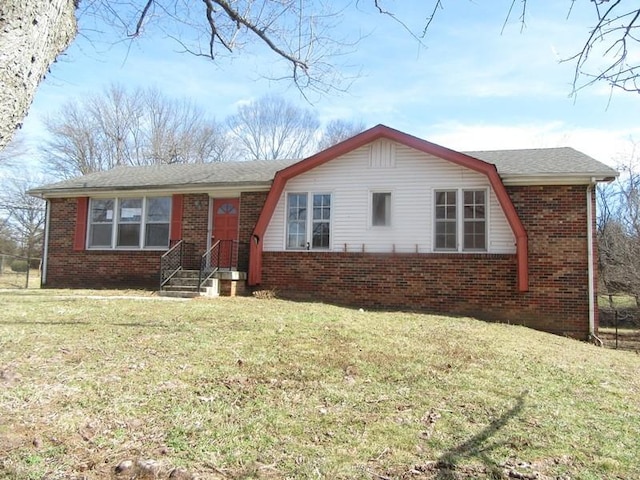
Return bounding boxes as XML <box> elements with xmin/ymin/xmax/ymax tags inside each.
<box><xmin>44</xmin><ymin>194</ymin><xmax>210</xmax><ymax>289</ymax></box>
<box><xmin>259</xmin><ymin>185</ymin><xmax>596</xmax><ymax>339</ymax></box>
<box><xmin>44</xmin><ymin>185</ymin><xmax>597</xmax><ymax>338</ymax></box>
<box><xmin>237</xmin><ymin>191</ymin><xmax>268</xmax><ymax>272</ymax></box>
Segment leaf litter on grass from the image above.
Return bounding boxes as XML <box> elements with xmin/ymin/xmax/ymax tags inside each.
<box><xmin>0</xmin><ymin>293</ymin><xmax>639</xmax><ymax>479</ymax></box>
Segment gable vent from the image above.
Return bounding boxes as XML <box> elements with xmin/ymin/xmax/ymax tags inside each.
<box><xmin>369</xmin><ymin>139</ymin><xmax>396</xmax><ymax>168</ymax></box>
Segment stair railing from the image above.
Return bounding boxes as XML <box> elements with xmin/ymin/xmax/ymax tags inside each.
<box><xmin>160</xmin><ymin>240</ymin><xmax>184</xmax><ymax>288</ymax></box>
<box><xmin>199</xmin><ymin>240</ymin><xmax>221</xmax><ymax>288</ymax></box>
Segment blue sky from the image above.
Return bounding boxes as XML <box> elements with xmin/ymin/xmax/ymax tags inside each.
<box><xmin>17</xmin><ymin>1</ymin><xmax>640</xmax><ymax>169</ymax></box>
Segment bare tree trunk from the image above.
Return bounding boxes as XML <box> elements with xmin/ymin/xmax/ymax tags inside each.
<box><xmin>0</xmin><ymin>0</ymin><xmax>77</xmax><ymax>150</ymax></box>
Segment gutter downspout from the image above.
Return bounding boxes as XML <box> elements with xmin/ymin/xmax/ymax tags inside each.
<box><xmin>586</xmin><ymin>179</ymin><xmax>602</xmax><ymax>346</ymax></box>
<box><xmin>42</xmin><ymin>199</ymin><xmax>50</xmax><ymax>286</ymax></box>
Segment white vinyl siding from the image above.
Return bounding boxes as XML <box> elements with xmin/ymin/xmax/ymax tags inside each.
<box><xmin>263</xmin><ymin>139</ymin><xmax>516</xmax><ymax>254</ymax></box>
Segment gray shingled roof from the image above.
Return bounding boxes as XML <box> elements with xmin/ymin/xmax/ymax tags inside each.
<box><xmin>467</xmin><ymin>147</ymin><xmax>617</xmax><ymax>177</ymax></box>
<box><xmin>30</xmin><ymin>159</ymin><xmax>297</xmax><ymax>195</ymax></box>
<box><xmin>30</xmin><ymin>146</ymin><xmax>617</xmax><ymax>197</ymax></box>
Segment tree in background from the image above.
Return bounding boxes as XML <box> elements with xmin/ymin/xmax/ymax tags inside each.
<box><xmin>2</xmin><ymin>1</ymin><xmax>640</xmax><ymax>153</ymax></box>
<box><xmin>597</xmin><ymin>142</ymin><xmax>640</xmax><ymax>303</ymax></box>
<box><xmin>0</xmin><ymin>175</ymin><xmax>46</xmax><ymax>259</ymax></box>
<box><xmin>44</xmin><ymin>84</ymin><xmax>233</xmax><ymax>178</ymax></box>
<box><xmin>317</xmin><ymin>119</ymin><xmax>366</xmax><ymax>151</ymax></box>
<box><xmin>43</xmin><ymin>88</ymin><xmax>366</xmax><ymax>174</ymax></box>
<box><xmin>226</xmin><ymin>95</ymin><xmax>320</xmax><ymax>160</ymax></box>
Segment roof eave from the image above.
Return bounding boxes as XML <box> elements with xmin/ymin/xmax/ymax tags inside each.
<box><xmin>501</xmin><ymin>172</ymin><xmax>618</xmax><ymax>186</ymax></box>
<box><xmin>29</xmin><ymin>181</ymin><xmax>274</xmax><ymax>199</ymax></box>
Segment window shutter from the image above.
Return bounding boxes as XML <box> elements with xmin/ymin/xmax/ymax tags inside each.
<box><xmin>73</xmin><ymin>197</ymin><xmax>89</xmax><ymax>251</ymax></box>
<box><xmin>170</xmin><ymin>194</ymin><xmax>184</xmax><ymax>242</ymax></box>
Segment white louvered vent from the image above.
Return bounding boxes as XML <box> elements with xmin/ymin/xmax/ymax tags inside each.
<box><xmin>369</xmin><ymin>139</ymin><xmax>396</xmax><ymax>168</ymax></box>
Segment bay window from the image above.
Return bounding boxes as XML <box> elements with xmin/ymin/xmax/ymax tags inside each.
<box><xmin>88</xmin><ymin>196</ymin><xmax>170</xmax><ymax>249</ymax></box>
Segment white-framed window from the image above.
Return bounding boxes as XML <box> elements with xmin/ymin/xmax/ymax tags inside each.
<box><xmin>286</xmin><ymin>192</ymin><xmax>331</xmax><ymax>250</ymax></box>
<box><xmin>434</xmin><ymin>190</ymin><xmax>457</xmax><ymax>250</ymax></box>
<box><xmin>434</xmin><ymin>189</ymin><xmax>487</xmax><ymax>252</ymax></box>
<box><xmin>88</xmin><ymin>196</ymin><xmax>171</xmax><ymax>249</ymax></box>
<box><xmin>463</xmin><ymin>190</ymin><xmax>486</xmax><ymax>251</ymax></box>
<box><xmin>312</xmin><ymin>194</ymin><xmax>331</xmax><ymax>248</ymax></box>
<box><xmin>371</xmin><ymin>192</ymin><xmax>391</xmax><ymax>227</ymax></box>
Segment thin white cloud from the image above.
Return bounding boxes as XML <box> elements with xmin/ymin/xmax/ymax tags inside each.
<box><xmin>423</xmin><ymin>120</ymin><xmax>640</xmax><ymax>167</ymax></box>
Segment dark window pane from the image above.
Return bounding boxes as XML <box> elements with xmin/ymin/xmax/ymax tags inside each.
<box><xmin>217</xmin><ymin>202</ymin><xmax>237</xmax><ymax>215</ymax></box>
<box><xmin>89</xmin><ymin>224</ymin><xmax>112</xmax><ymax>247</ymax></box>
<box><xmin>312</xmin><ymin>222</ymin><xmax>330</xmax><ymax>248</ymax></box>
<box><xmin>147</xmin><ymin>197</ymin><xmax>171</xmax><ymax>222</ymax></box>
<box><xmin>372</xmin><ymin>192</ymin><xmax>391</xmax><ymax>226</ymax></box>
<box><xmin>117</xmin><ymin>224</ymin><xmax>140</xmax><ymax>247</ymax></box>
<box><xmin>145</xmin><ymin>224</ymin><xmax>169</xmax><ymax>247</ymax></box>
<box><xmin>446</xmin><ymin>206</ymin><xmax>456</xmax><ymax>219</ymax></box>
<box><xmin>91</xmin><ymin>199</ymin><xmax>114</xmax><ymax>223</ymax></box>
<box><xmin>119</xmin><ymin>198</ymin><xmax>142</xmax><ymax>223</ymax></box>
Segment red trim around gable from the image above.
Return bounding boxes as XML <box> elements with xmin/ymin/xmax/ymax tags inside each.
<box><xmin>73</xmin><ymin>197</ymin><xmax>89</xmax><ymax>251</ymax></box>
<box><xmin>248</xmin><ymin>125</ymin><xmax>529</xmax><ymax>292</ymax></box>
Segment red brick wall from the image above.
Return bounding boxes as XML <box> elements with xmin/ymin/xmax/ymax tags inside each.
<box><xmin>44</xmin><ymin>185</ymin><xmax>598</xmax><ymax>338</ymax></box>
<box><xmin>260</xmin><ymin>185</ymin><xmax>595</xmax><ymax>339</ymax></box>
<box><xmin>44</xmin><ymin>194</ymin><xmax>210</xmax><ymax>289</ymax></box>
<box><xmin>238</xmin><ymin>191</ymin><xmax>268</xmax><ymax>272</ymax></box>
<box><xmin>180</xmin><ymin>193</ymin><xmax>209</xmax><ymax>269</ymax></box>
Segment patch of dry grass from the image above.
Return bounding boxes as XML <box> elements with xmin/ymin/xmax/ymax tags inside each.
<box><xmin>0</xmin><ymin>292</ymin><xmax>639</xmax><ymax>479</ymax></box>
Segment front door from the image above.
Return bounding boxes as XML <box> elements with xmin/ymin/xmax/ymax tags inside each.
<box><xmin>212</xmin><ymin>198</ymin><xmax>239</xmax><ymax>269</ymax></box>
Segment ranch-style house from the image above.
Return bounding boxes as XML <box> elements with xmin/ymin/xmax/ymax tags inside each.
<box><xmin>30</xmin><ymin>125</ymin><xmax>618</xmax><ymax>339</ymax></box>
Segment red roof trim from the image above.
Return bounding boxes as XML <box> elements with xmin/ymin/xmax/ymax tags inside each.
<box><xmin>249</xmin><ymin>124</ymin><xmax>529</xmax><ymax>291</ymax></box>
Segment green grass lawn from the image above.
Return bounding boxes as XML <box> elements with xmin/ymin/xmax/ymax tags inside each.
<box><xmin>1</xmin><ymin>290</ymin><xmax>639</xmax><ymax>479</ymax></box>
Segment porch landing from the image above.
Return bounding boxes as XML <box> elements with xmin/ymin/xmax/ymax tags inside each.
<box><xmin>158</xmin><ymin>270</ymin><xmax>248</xmax><ymax>298</ymax></box>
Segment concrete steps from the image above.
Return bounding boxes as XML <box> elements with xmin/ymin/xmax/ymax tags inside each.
<box><xmin>159</xmin><ymin>269</ymin><xmax>247</xmax><ymax>298</ymax></box>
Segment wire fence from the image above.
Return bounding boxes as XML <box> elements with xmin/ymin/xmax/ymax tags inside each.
<box><xmin>0</xmin><ymin>253</ymin><xmax>41</xmax><ymax>289</ymax></box>
<box><xmin>599</xmin><ymin>294</ymin><xmax>640</xmax><ymax>351</ymax></box>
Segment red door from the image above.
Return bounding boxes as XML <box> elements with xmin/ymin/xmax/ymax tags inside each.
<box><xmin>212</xmin><ymin>198</ymin><xmax>239</xmax><ymax>269</ymax></box>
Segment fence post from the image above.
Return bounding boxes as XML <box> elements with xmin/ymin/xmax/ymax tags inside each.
<box><xmin>615</xmin><ymin>309</ymin><xmax>619</xmax><ymax>350</ymax></box>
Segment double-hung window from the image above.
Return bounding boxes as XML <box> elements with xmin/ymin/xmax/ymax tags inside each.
<box><xmin>88</xmin><ymin>197</ymin><xmax>171</xmax><ymax>249</ymax></box>
<box><xmin>434</xmin><ymin>190</ymin><xmax>457</xmax><ymax>250</ymax></box>
<box><xmin>287</xmin><ymin>192</ymin><xmax>331</xmax><ymax>250</ymax></box>
<box><xmin>434</xmin><ymin>189</ymin><xmax>487</xmax><ymax>252</ymax></box>
<box><xmin>463</xmin><ymin>190</ymin><xmax>486</xmax><ymax>250</ymax></box>
<box><xmin>312</xmin><ymin>194</ymin><xmax>331</xmax><ymax>248</ymax></box>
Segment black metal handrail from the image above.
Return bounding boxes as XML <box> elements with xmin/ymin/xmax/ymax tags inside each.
<box><xmin>199</xmin><ymin>240</ymin><xmax>221</xmax><ymax>288</ymax></box>
<box><xmin>198</xmin><ymin>239</ymin><xmax>241</xmax><ymax>288</ymax></box>
<box><xmin>160</xmin><ymin>240</ymin><xmax>183</xmax><ymax>287</ymax></box>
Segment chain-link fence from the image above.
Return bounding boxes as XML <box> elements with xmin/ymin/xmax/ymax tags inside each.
<box><xmin>0</xmin><ymin>254</ymin><xmax>41</xmax><ymax>289</ymax></box>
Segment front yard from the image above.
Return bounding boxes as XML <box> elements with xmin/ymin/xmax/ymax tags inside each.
<box><xmin>1</xmin><ymin>290</ymin><xmax>639</xmax><ymax>479</ymax></box>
